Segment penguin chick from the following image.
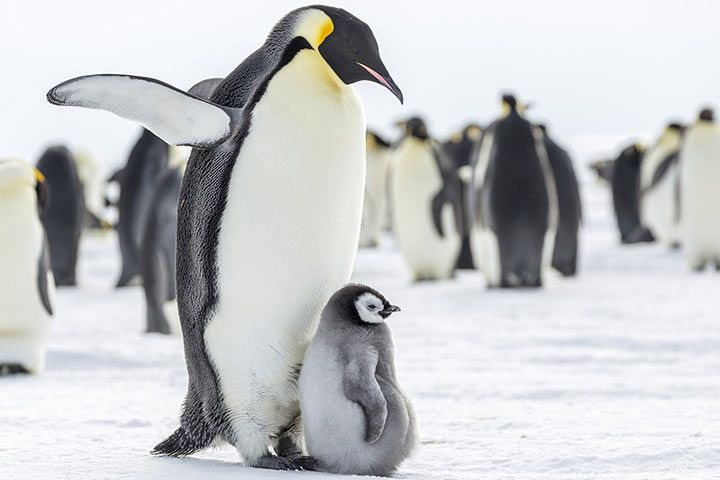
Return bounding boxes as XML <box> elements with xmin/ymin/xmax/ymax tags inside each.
<box><xmin>299</xmin><ymin>284</ymin><xmax>417</xmax><ymax>476</ymax></box>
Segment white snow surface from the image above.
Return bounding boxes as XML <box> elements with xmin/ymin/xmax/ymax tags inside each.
<box><xmin>2</xmin><ymin>167</ymin><xmax>720</xmax><ymax>480</ymax></box>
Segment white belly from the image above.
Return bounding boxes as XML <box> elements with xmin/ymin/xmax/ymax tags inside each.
<box><xmin>391</xmin><ymin>139</ymin><xmax>460</xmax><ymax>280</ymax></box>
<box><xmin>203</xmin><ymin>49</ymin><xmax>366</xmax><ymax>458</ymax></box>
<box><xmin>643</xmin><ymin>165</ymin><xmax>680</xmax><ymax>246</ymax></box>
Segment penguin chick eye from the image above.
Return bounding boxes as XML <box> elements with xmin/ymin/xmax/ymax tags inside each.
<box><xmin>367</xmin><ymin>304</ymin><xmax>377</xmax><ymax>311</ymax></box>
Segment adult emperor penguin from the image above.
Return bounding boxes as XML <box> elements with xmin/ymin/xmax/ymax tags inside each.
<box><xmin>441</xmin><ymin>123</ymin><xmax>483</xmax><ymax>269</ymax></box>
<box><xmin>391</xmin><ymin>117</ymin><xmax>463</xmax><ymax>281</ymax></box>
<box><xmin>538</xmin><ymin>124</ymin><xmax>582</xmax><ymax>277</ymax></box>
<box><xmin>299</xmin><ymin>284</ymin><xmax>417</xmax><ymax>476</ymax></box>
<box><xmin>639</xmin><ymin>123</ymin><xmax>684</xmax><ymax>247</ymax></box>
<box><xmin>610</xmin><ymin>143</ymin><xmax>655</xmax><ymax>244</ymax></box>
<box><xmin>36</xmin><ymin>146</ymin><xmax>85</xmax><ymax>286</ymax></box>
<box><xmin>469</xmin><ymin>95</ymin><xmax>558</xmax><ymax>288</ymax></box>
<box><xmin>48</xmin><ymin>5</ymin><xmax>401</xmax><ymax>470</ymax></box>
<box><xmin>680</xmin><ymin>108</ymin><xmax>720</xmax><ymax>271</ymax></box>
<box><xmin>0</xmin><ymin>159</ymin><xmax>54</xmax><ymax>375</ymax></box>
<box><xmin>115</xmin><ymin>129</ymin><xmax>169</xmax><ymax>287</ymax></box>
<box><xmin>359</xmin><ymin>130</ymin><xmax>392</xmax><ymax>248</ymax></box>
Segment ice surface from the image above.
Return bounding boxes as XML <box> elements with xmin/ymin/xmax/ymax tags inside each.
<box><xmin>2</xmin><ymin>158</ymin><xmax>719</xmax><ymax>479</ymax></box>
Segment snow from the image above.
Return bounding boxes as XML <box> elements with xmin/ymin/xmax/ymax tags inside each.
<box><xmin>2</xmin><ymin>155</ymin><xmax>720</xmax><ymax>480</ymax></box>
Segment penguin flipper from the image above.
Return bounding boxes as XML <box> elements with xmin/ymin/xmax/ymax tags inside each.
<box><xmin>47</xmin><ymin>75</ymin><xmax>237</xmax><ymax>149</ymax></box>
<box><xmin>37</xmin><ymin>235</ymin><xmax>53</xmax><ymax>316</ymax></box>
<box><xmin>431</xmin><ymin>190</ymin><xmax>447</xmax><ymax>238</ymax></box>
<box><xmin>343</xmin><ymin>349</ymin><xmax>388</xmax><ymax>444</ymax></box>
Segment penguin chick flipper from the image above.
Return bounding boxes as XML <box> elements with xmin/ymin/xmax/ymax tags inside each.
<box><xmin>342</xmin><ymin>349</ymin><xmax>388</xmax><ymax>444</ymax></box>
<box><xmin>47</xmin><ymin>74</ymin><xmax>238</xmax><ymax>149</ymax></box>
<box><xmin>431</xmin><ymin>190</ymin><xmax>447</xmax><ymax>238</ymax></box>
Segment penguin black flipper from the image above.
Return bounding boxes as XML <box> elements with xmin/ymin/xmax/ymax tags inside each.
<box><xmin>47</xmin><ymin>75</ymin><xmax>241</xmax><ymax>149</ymax></box>
<box><xmin>645</xmin><ymin>151</ymin><xmax>680</xmax><ymax>194</ymax></box>
<box><xmin>36</xmin><ymin>234</ymin><xmax>53</xmax><ymax>316</ymax></box>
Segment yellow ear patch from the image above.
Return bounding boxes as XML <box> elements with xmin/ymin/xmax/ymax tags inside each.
<box><xmin>317</xmin><ymin>19</ymin><xmax>334</xmax><ymax>46</ymax></box>
<box><xmin>33</xmin><ymin>168</ymin><xmax>45</xmax><ymax>183</ymax></box>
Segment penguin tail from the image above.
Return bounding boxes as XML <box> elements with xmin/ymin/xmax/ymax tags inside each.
<box><xmin>152</xmin><ymin>388</ymin><xmax>216</xmax><ymax>457</ymax></box>
<box><xmin>152</xmin><ymin>426</ymin><xmax>205</xmax><ymax>457</ymax></box>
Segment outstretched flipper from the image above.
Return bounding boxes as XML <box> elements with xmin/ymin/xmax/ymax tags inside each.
<box><xmin>47</xmin><ymin>74</ymin><xmax>239</xmax><ymax>148</ymax></box>
<box><xmin>343</xmin><ymin>348</ymin><xmax>387</xmax><ymax>444</ymax></box>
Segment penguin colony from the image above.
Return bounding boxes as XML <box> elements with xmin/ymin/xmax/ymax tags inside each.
<box><xmin>0</xmin><ymin>2</ymin><xmax>715</xmax><ymax>477</ymax></box>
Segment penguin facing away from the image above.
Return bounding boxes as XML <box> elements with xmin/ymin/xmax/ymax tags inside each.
<box><xmin>359</xmin><ymin>130</ymin><xmax>392</xmax><ymax>248</ymax></box>
<box><xmin>469</xmin><ymin>94</ymin><xmax>558</xmax><ymax>288</ymax></box>
<box><xmin>115</xmin><ymin>128</ymin><xmax>169</xmax><ymax>288</ymax></box>
<box><xmin>610</xmin><ymin>143</ymin><xmax>655</xmax><ymax>244</ymax></box>
<box><xmin>391</xmin><ymin>117</ymin><xmax>463</xmax><ymax>281</ymax></box>
<box><xmin>36</xmin><ymin>145</ymin><xmax>85</xmax><ymax>287</ymax></box>
<box><xmin>0</xmin><ymin>159</ymin><xmax>54</xmax><ymax>375</ymax></box>
<box><xmin>538</xmin><ymin>124</ymin><xmax>582</xmax><ymax>277</ymax></box>
<box><xmin>639</xmin><ymin>123</ymin><xmax>684</xmax><ymax>248</ymax></box>
<box><xmin>48</xmin><ymin>5</ymin><xmax>402</xmax><ymax>471</ymax></box>
<box><xmin>299</xmin><ymin>284</ymin><xmax>417</xmax><ymax>476</ymax></box>
<box><xmin>680</xmin><ymin>108</ymin><xmax>720</xmax><ymax>271</ymax></box>
<box><xmin>441</xmin><ymin>123</ymin><xmax>483</xmax><ymax>270</ymax></box>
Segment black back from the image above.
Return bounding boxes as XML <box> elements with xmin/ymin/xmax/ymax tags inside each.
<box><xmin>36</xmin><ymin>146</ymin><xmax>84</xmax><ymax>287</ymax></box>
<box><xmin>116</xmin><ymin>129</ymin><xmax>168</xmax><ymax>287</ymax></box>
<box><xmin>610</xmin><ymin>144</ymin><xmax>655</xmax><ymax>244</ymax></box>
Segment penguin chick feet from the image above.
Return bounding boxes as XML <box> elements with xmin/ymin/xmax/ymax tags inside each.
<box><xmin>0</xmin><ymin>364</ymin><xmax>30</xmax><ymax>376</ymax></box>
<box><xmin>252</xmin><ymin>454</ymin><xmax>319</xmax><ymax>471</ymax></box>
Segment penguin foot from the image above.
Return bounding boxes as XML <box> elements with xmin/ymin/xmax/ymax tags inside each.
<box><xmin>0</xmin><ymin>364</ymin><xmax>30</xmax><ymax>376</ymax></box>
<box><xmin>252</xmin><ymin>454</ymin><xmax>318</xmax><ymax>471</ymax></box>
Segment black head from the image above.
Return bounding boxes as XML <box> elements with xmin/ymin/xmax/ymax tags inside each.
<box><xmin>502</xmin><ymin>93</ymin><xmax>518</xmax><ymax>111</ymax></box>
<box><xmin>302</xmin><ymin>6</ymin><xmax>402</xmax><ymax>103</ymax></box>
<box><xmin>328</xmin><ymin>283</ymin><xmax>401</xmax><ymax>325</ymax></box>
<box><xmin>367</xmin><ymin>130</ymin><xmax>391</xmax><ymax>149</ymax></box>
<box><xmin>397</xmin><ymin>116</ymin><xmax>429</xmax><ymax>140</ymax></box>
<box><xmin>699</xmin><ymin>108</ymin><xmax>714</xmax><ymax>122</ymax></box>
<box><xmin>667</xmin><ymin>122</ymin><xmax>685</xmax><ymax>132</ymax></box>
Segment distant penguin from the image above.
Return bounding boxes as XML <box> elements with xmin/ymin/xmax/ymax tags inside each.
<box><xmin>680</xmin><ymin>108</ymin><xmax>720</xmax><ymax>271</ymax></box>
<box><xmin>610</xmin><ymin>143</ymin><xmax>655</xmax><ymax>244</ymax></box>
<box><xmin>49</xmin><ymin>5</ymin><xmax>402</xmax><ymax>469</ymax></box>
<box><xmin>639</xmin><ymin>123</ymin><xmax>684</xmax><ymax>247</ymax></box>
<box><xmin>589</xmin><ymin>159</ymin><xmax>614</xmax><ymax>184</ymax></box>
<box><xmin>36</xmin><ymin>146</ymin><xmax>85</xmax><ymax>286</ymax></box>
<box><xmin>359</xmin><ymin>131</ymin><xmax>392</xmax><ymax>248</ymax></box>
<box><xmin>115</xmin><ymin>129</ymin><xmax>168</xmax><ymax>287</ymax></box>
<box><xmin>441</xmin><ymin>123</ymin><xmax>483</xmax><ymax>270</ymax></box>
<box><xmin>469</xmin><ymin>95</ymin><xmax>558</xmax><ymax>288</ymax></box>
<box><xmin>538</xmin><ymin>124</ymin><xmax>582</xmax><ymax>277</ymax></box>
<box><xmin>73</xmin><ymin>150</ymin><xmax>108</xmax><ymax>230</ymax></box>
<box><xmin>391</xmin><ymin>117</ymin><xmax>463</xmax><ymax>281</ymax></box>
<box><xmin>0</xmin><ymin>159</ymin><xmax>54</xmax><ymax>374</ymax></box>
<box><xmin>299</xmin><ymin>284</ymin><xmax>417</xmax><ymax>476</ymax></box>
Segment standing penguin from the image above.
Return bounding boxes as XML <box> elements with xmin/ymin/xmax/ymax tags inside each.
<box><xmin>639</xmin><ymin>123</ymin><xmax>684</xmax><ymax>247</ymax></box>
<box><xmin>115</xmin><ymin>129</ymin><xmax>169</xmax><ymax>287</ymax></box>
<box><xmin>610</xmin><ymin>143</ymin><xmax>655</xmax><ymax>244</ymax></box>
<box><xmin>391</xmin><ymin>117</ymin><xmax>463</xmax><ymax>281</ymax></box>
<box><xmin>469</xmin><ymin>95</ymin><xmax>558</xmax><ymax>288</ymax></box>
<box><xmin>299</xmin><ymin>284</ymin><xmax>417</xmax><ymax>476</ymax></box>
<box><xmin>441</xmin><ymin>123</ymin><xmax>482</xmax><ymax>270</ymax></box>
<box><xmin>73</xmin><ymin>150</ymin><xmax>109</xmax><ymax>230</ymax></box>
<box><xmin>48</xmin><ymin>5</ymin><xmax>401</xmax><ymax>470</ymax></box>
<box><xmin>538</xmin><ymin>124</ymin><xmax>582</xmax><ymax>277</ymax></box>
<box><xmin>680</xmin><ymin>108</ymin><xmax>720</xmax><ymax>271</ymax></box>
<box><xmin>36</xmin><ymin>146</ymin><xmax>85</xmax><ymax>286</ymax></box>
<box><xmin>359</xmin><ymin>130</ymin><xmax>392</xmax><ymax>248</ymax></box>
<box><xmin>0</xmin><ymin>159</ymin><xmax>54</xmax><ymax>374</ymax></box>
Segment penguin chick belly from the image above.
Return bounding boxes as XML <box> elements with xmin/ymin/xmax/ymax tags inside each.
<box><xmin>203</xmin><ymin>49</ymin><xmax>365</xmax><ymax>460</ymax></box>
<box><xmin>393</xmin><ymin>141</ymin><xmax>459</xmax><ymax>279</ymax></box>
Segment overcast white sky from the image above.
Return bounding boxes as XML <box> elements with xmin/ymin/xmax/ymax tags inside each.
<box><xmin>1</xmin><ymin>0</ymin><xmax>718</xmax><ymax>168</ymax></box>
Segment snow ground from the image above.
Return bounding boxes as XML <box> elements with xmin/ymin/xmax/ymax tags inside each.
<box><xmin>2</xmin><ymin>168</ymin><xmax>720</xmax><ymax>480</ymax></box>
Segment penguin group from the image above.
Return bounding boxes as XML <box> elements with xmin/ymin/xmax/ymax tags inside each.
<box><xmin>597</xmin><ymin>106</ymin><xmax>720</xmax><ymax>271</ymax></box>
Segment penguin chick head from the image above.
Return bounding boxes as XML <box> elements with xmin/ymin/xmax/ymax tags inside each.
<box><xmin>293</xmin><ymin>6</ymin><xmax>403</xmax><ymax>103</ymax></box>
<box><xmin>328</xmin><ymin>284</ymin><xmax>401</xmax><ymax>325</ymax></box>
<box><xmin>698</xmin><ymin>108</ymin><xmax>714</xmax><ymax>122</ymax></box>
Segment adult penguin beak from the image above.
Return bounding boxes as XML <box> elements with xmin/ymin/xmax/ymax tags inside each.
<box><xmin>356</xmin><ymin>62</ymin><xmax>403</xmax><ymax>104</ymax></box>
<box><xmin>379</xmin><ymin>304</ymin><xmax>401</xmax><ymax>319</ymax></box>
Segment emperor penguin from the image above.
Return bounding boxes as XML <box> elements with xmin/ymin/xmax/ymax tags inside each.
<box><xmin>680</xmin><ymin>108</ymin><xmax>720</xmax><ymax>271</ymax></box>
<box><xmin>538</xmin><ymin>124</ymin><xmax>582</xmax><ymax>277</ymax></box>
<box><xmin>0</xmin><ymin>159</ymin><xmax>54</xmax><ymax>374</ymax></box>
<box><xmin>441</xmin><ymin>123</ymin><xmax>483</xmax><ymax>269</ymax></box>
<box><xmin>299</xmin><ymin>284</ymin><xmax>417</xmax><ymax>476</ymax></box>
<box><xmin>610</xmin><ymin>143</ymin><xmax>655</xmax><ymax>244</ymax></box>
<box><xmin>469</xmin><ymin>94</ymin><xmax>558</xmax><ymax>288</ymax></box>
<box><xmin>73</xmin><ymin>150</ymin><xmax>109</xmax><ymax>230</ymax></box>
<box><xmin>639</xmin><ymin>123</ymin><xmax>684</xmax><ymax>247</ymax></box>
<box><xmin>115</xmin><ymin>128</ymin><xmax>169</xmax><ymax>287</ymax></box>
<box><xmin>48</xmin><ymin>5</ymin><xmax>402</xmax><ymax>470</ymax></box>
<box><xmin>391</xmin><ymin>117</ymin><xmax>463</xmax><ymax>281</ymax></box>
<box><xmin>359</xmin><ymin>130</ymin><xmax>392</xmax><ymax>248</ymax></box>
<box><xmin>36</xmin><ymin>146</ymin><xmax>85</xmax><ymax>286</ymax></box>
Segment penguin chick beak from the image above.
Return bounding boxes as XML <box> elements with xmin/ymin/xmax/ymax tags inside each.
<box><xmin>379</xmin><ymin>305</ymin><xmax>401</xmax><ymax>319</ymax></box>
<box><xmin>356</xmin><ymin>62</ymin><xmax>403</xmax><ymax>104</ymax></box>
